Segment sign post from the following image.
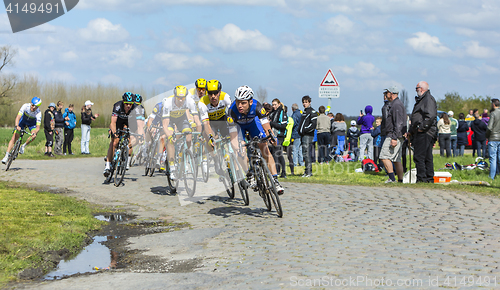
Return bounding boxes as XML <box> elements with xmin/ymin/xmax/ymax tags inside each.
<box><xmin>318</xmin><ymin>69</ymin><xmax>340</xmax><ymax>112</ymax></box>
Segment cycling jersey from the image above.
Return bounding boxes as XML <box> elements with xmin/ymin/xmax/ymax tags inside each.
<box><xmin>112</xmin><ymin>100</ymin><xmax>138</xmax><ymax>130</ymax></box>
<box><xmin>162</xmin><ymin>94</ymin><xmax>198</xmax><ymax>133</ymax></box>
<box><xmin>227</xmin><ymin>100</ymin><xmax>268</xmax><ymax>139</ymax></box>
<box><xmin>198</xmin><ymin>91</ymin><xmax>231</xmax><ymax>122</ymax></box>
<box><xmin>148</xmin><ymin>101</ymin><xmax>163</xmax><ymax>126</ymax></box>
<box><xmin>18</xmin><ymin>103</ymin><xmax>42</xmax><ymax>127</ymax></box>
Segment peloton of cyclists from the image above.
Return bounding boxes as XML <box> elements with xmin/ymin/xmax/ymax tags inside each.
<box><xmin>2</xmin><ymin>97</ymin><xmax>42</xmax><ymax>164</ymax></box>
<box><xmin>226</xmin><ymin>85</ymin><xmax>285</xmax><ymax>195</ymax></box>
<box><xmin>162</xmin><ymin>85</ymin><xmax>201</xmax><ymax>181</ymax></box>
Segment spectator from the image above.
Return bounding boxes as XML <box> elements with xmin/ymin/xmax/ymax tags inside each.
<box><xmin>316</xmin><ymin>105</ymin><xmax>331</xmax><ymax>163</ymax></box>
<box><xmin>53</xmin><ymin>101</ymin><xmax>65</xmax><ymax>155</ymax></box>
<box><xmin>331</xmin><ymin>113</ymin><xmax>346</xmax><ymax>147</ymax></box>
<box><xmin>310</xmin><ymin>129</ymin><xmax>317</xmax><ymax>163</ymax></box>
<box><xmin>372</xmin><ymin>117</ymin><xmax>383</xmax><ymax>166</ymax></box>
<box><xmin>63</xmin><ymin>104</ymin><xmax>77</xmax><ymax>155</ymax></box>
<box><xmin>291</xmin><ymin>103</ymin><xmax>304</xmax><ymax>167</ymax></box>
<box><xmin>380</xmin><ymin>85</ymin><xmax>407</xmax><ymax>183</ymax></box>
<box><xmin>282</xmin><ymin>106</ymin><xmax>295</xmax><ymax>176</ymax></box>
<box><xmin>437</xmin><ymin>113</ymin><xmax>452</xmax><ymax>157</ymax></box>
<box><xmin>487</xmin><ymin>98</ymin><xmax>500</xmax><ymax>180</ymax></box>
<box><xmin>456</xmin><ymin>113</ymin><xmax>469</xmax><ymax>156</ymax></box>
<box><xmin>471</xmin><ymin>110</ymin><xmax>488</xmax><ymax>158</ymax></box>
<box><xmin>482</xmin><ymin>112</ymin><xmax>489</xmax><ymax>126</ymax></box>
<box><xmin>269</xmin><ymin>98</ymin><xmax>288</xmax><ymax>178</ymax></box>
<box><xmin>471</xmin><ymin>108</ymin><xmax>479</xmax><ymax>157</ymax></box>
<box><xmin>357</xmin><ymin>105</ymin><xmax>375</xmax><ymax>160</ymax></box>
<box><xmin>380</xmin><ymin>91</ymin><xmax>390</xmax><ymax>142</ymax></box>
<box><xmin>466</xmin><ymin>109</ymin><xmax>475</xmax><ymax>120</ymax></box>
<box><xmin>44</xmin><ymin>103</ymin><xmax>56</xmax><ymax>157</ymax></box>
<box><xmin>81</xmin><ymin>100</ymin><xmax>99</xmax><ymax>155</ymax></box>
<box><xmin>409</xmin><ymin>81</ymin><xmax>437</xmax><ymax>183</ymax></box>
<box><xmin>298</xmin><ymin>95</ymin><xmax>317</xmax><ymax>177</ymax></box>
<box><xmin>448</xmin><ymin>111</ymin><xmax>458</xmax><ymax>157</ymax></box>
<box><xmin>347</xmin><ymin>120</ymin><xmax>360</xmax><ymax>160</ymax></box>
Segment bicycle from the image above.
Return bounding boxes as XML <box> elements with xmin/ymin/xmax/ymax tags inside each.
<box><xmin>165</xmin><ymin>131</ymin><xmax>197</xmax><ymax>196</ymax></box>
<box><xmin>192</xmin><ymin>132</ymin><xmax>210</xmax><ymax>183</ymax></box>
<box><xmin>213</xmin><ymin>136</ymin><xmax>249</xmax><ymax>205</ymax></box>
<box><xmin>245</xmin><ymin>134</ymin><xmax>283</xmax><ymax>217</ymax></box>
<box><xmin>106</xmin><ymin>128</ymin><xmax>142</xmax><ymax>187</ymax></box>
<box><xmin>144</xmin><ymin>125</ymin><xmax>163</xmax><ymax>177</ymax></box>
<box><xmin>5</xmin><ymin>128</ymin><xmax>32</xmax><ymax>171</ymax></box>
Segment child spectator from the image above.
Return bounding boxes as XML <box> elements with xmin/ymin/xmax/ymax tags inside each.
<box><xmin>371</xmin><ymin>117</ymin><xmax>383</xmax><ymax>166</ymax></box>
<box><xmin>63</xmin><ymin>104</ymin><xmax>77</xmax><ymax>155</ymax></box>
<box><xmin>347</xmin><ymin>120</ymin><xmax>360</xmax><ymax>160</ymax></box>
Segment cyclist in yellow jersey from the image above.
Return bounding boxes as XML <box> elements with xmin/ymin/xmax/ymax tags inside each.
<box><xmin>188</xmin><ymin>78</ymin><xmax>207</xmax><ymax>105</ymax></box>
<box><xmin>162</xmin><ymin>85</ymin><xmax>201</xmax><ymax>180</ymax></box>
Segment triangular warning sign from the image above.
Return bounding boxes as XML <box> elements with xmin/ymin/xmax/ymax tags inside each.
<box><xmin>320</xmin><ymin>69</ymin><xmax>339</xmax><ymax>86</ymax></box>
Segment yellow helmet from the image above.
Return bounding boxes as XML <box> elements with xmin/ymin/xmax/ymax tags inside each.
<box><xmin>206</xmin><ymin>80</ymin><xmax>222</xmax><ymax>94</ymax></box>
<box><xmin>173</xmin><ymin>85</ymin><xmax>188</xmax><ymax>98</ymax></box>
<box><xmin>195</xmin><ymin>78</ymin><xmax>207</xmax><ymax>89</ymax></box>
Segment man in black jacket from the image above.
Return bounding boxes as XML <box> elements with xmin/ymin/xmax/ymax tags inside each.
<box><xmin>269</xmin><ymin>98</ymin><xmax>288</xmax><ymax>178</ymax></box>
<box><xmin>298</xmin><ymin>95</ymin><xmax>317</xmax><ymax>177</ymax></box>
<box><xmin>44</xmin><ymin>103</ymin><xmax>56</xmax><ymax>157</ymax></box>
<box><xmin>409</xmin><ymin>81</ymin><xmax>437</xmax><ymax>183</ymax></box>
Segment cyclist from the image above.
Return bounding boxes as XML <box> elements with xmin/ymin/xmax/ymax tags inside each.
<box><xmin>188</xmin><ymin>78</ymin><xmax>207</xmax><ymax>105</ymax></box>
<box><xmin>103</xmin><ymin>92</ymin><xmax>138</xmax><ymax>177</ymax></box>
<box><xmin>198</xmin><ymin>79</ymin><xmax>232</xmax><ymax>173</ymax></box>
<box><xmin>226</xmin><ymin>85</ymin><xmax>285</xmax><ymax>195</ymax></box>
<box><xmin>162</xmin><ymin>85</ymin><xmax>201</xmax><ymax>180</ymax></box>
<box><xmin>2</xmin><ymin>97</ymin><xmax>42</xmax><ymax>164</ymax></box>
<box><xmin>146</xmin><ymin>100</ymin><xmax>167</xmax><ymax>169</ymax></box>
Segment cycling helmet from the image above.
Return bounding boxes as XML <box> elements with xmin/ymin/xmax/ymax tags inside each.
<box><xmin>122</xmin><ymin>92</ymin><xmax>133</xmax><ymax>103</ymax></box>
<box><xmin>206</xmin><ymin>80</ymin><xmax>222</xmax><ymax>94</ymax></box>
<box><xmin>31</xmin><ymin>97</ymin><xmax>42</xmax><ymax>107</ymax></box>
<box><xmin>234</xmin><ymin>85</ymin><xmax>254</xmax><ymax>101</ymax></box>
<box><xmin>173</xmin><ymin>85</ymin><xmax>188</xmax><ymax>98</ymax></box>
<box><xmin>134</xmin><ymin>93</ymin><xmax>143</xmax><ymax>104</ymax></box>
<box><xmin>195</xmin><ymin>78</ymin><xmax>207</xmax><ymax>89</ymax></box>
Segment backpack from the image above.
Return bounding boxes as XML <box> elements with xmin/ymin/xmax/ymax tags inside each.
<box><xmin>362</xmin><ymin>158</ymin><xmax>379</xmax><ymax>172</ymax></box>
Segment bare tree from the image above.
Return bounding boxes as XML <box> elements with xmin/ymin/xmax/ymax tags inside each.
<box><xmin>256</xmin><ymin>86</ymin><xmax>267</xmax><ymax>103</ymax></box>
<box><xmin>0</xmin><ymin>45</ymin><xmax>18</xmax><ymax>103</ymax></box>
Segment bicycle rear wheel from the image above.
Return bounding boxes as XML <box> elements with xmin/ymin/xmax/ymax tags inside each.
<box><xmin>5</xmin><ymin>139</ymin><xmax>21</xmax><ymax>171</ymax></box>
<box><xmin>262</xmin><ymin>164</ymin><xmax>283</xmax><ymax>218</ymax></box>
<box><xmin>183</xmin><ymin>149</ymin><xmax>197</xmax><ymax>197</ymax></box>
<box><xmin>106</xmin><ymin>158</ymin><xmax>116</xmax><ymax>183</ymax></box>
<box><xmin>147</xmin><ymin>142</ymin><xmax>158</xmax><ymax>177</ymax></box>
<box><xmin>230</xmin><ymin>152</ymin><xmax>249</xmax><ymax>205</ymax></box>
<box><xmin>166</xmin><ymin>164</ymin><xmax>177</xmax><ymax>193</ymax></box>
<box><xmin>255</xmin><ymin>164</ymin><xmax>271</xmax><ymax>210</ymax></box>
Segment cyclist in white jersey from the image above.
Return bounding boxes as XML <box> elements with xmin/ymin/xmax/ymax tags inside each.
<box><xmin>2</xmin><ymin>97</ymin><xmax>42</xmax><ymax>164</ymax></box>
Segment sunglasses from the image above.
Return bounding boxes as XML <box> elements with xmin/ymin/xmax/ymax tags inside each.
<box><xmin>415</xmin><ymin>87</ymin><xmax>421</xmax><ymax>90</ymax></box>
<box><xmin>207</xmin><ymin>90</ymin><xmax>219</xmax><ymax>95</ymax></box>
<box><xmin>123</xmin><ymin>101</ymin><xmax>134</xmax><ymax>105</ymax></box>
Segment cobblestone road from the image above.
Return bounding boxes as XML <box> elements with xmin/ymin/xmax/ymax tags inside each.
<box><xmin>2</xmin><ymin>158</ymin><xmax>500</xmax><ymax>289</ymax></box>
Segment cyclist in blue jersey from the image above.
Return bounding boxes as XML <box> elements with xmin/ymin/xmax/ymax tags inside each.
<box><xmin>2</xmin><ymin>97</ymin><xmax>42</xmax><ymax>164</ymax></box>
<box><xmin>227</xmin><ymin>85</ymin><xmax>285</xmax><ymax>195</ymax></box>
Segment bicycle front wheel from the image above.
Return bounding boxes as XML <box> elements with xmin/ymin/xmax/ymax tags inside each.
<box><xmin>114</xmin><ymin>150</ymin><xmax>127</xmax><ymax>187</ymax></box>
<box><xmin>198</xmin><ymin>142</ymin><xmax>210</xmax><ymax>183</ymax></box>
<box><xmin>255</xmin><ymin>163</ymin><xmax>271</xmax><ymax>211</ymax></box>
<box><xmin>183</xmin><ymin>149</ymin><xmax>197</xmax><ymax>197</ymax></box>
<box><xmin>5</xmin><ymin>140</ymin><xmax>21</xmax><ymax>171</ymax></box>
<box><xmin>262</xmin><ymin>164</ymin><xmax>283</xmax><ymax>218</ymax></box>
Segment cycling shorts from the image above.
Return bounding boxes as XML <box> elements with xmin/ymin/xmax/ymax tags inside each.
<box><xmin>209</xmin><ymin>119</ymin><xmax>230</xmax><ymax>138</ymax></box>
<box><xmin>167</xmin><ymin>117</ymin><xmax>192</xmax><ymax>134</ymax></box>
<box><xmin>235</xmin><ymin>117</ymin><xmax>266</xmax><ymax>141</ymax></box>
<box><xmin>17</xmin><ymin>115</ymin><xmax>37</xmax><ymax>133</ymax></box>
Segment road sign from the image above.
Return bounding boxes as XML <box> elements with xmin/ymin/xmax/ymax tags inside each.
<box><xmin>319</xmin><ymin>69</ymin><xmax>340</xmax><ymax>98</ymax></box>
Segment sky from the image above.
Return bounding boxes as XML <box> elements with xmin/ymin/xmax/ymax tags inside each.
<box><xmin>1</xmin><ymin>0</ymin><xmax>499</xmax><ymax>116</ymax></box>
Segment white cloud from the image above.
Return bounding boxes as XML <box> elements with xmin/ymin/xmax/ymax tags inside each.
<box><xmin>47</xmin><ymin>71</ymin><xmax>76</xmax><ymax>83</ymax></box>
<box><xmin>61</xmin><ymin>51</ymin><xmax>78</xmax><ymax>62</ymax></box>
<box><xmin>163</xmin><ymin>38</ymin><xmax>192</xmax><ymax>53</ymax></box>
<box><xmin>479</xmin><ymin>64</ymin><xmax>499</xmax><ymax>74</ymax></box>
<box><xmin>153</xmin><ymin>53</ymin><xmax>211</xmax><ymax>71</ymax></box>
<box><xmin>452</xmin><ymin>65</ymin><xmax>480</xmax><ymax>79</ymax></box>
<box><xmin>78</xmin><ymin>0</ymin><xmax>286</xmax><ymax>11</ymax></box>
<box><xmin>324</xmin><ymin>15</ymin><xmax>355</xmax><ymax>35</ymax></box>
<box><xmin>101</xmin><ymin>74</ymin><xmax>122</xmax><ymax>84</ymax></box>
<box><xmin>200</xmin><ymin>24</ymin><xmax>273</xmax><ymax>52</ymax></box>
<box><xmin>464</xmin><ymin>41</ymin><xmax>496</xmax><ymax>58</ymax></box>
<box><xmin>335</xmin><ymin>62</ymin><xmax>386</xmax><ymax>79</ymax></box>
<box><xmin>107</xmin><ymin>44</ymin><xmax>142</xmax><ymax>68</ymax></box>
<box><xmin>279</xmin><ymin>45</ymin><xmax>328</xmax><ymax>61</ymax></box>
<box><xmin>405</xmin><ymin>32</ymin><xmax>452</xmax><ymax>57</ymax></box>
<box><xmin>79</xmin><ymin>18</ymin><xmax>129</xmax><ymax>43</ymax></box>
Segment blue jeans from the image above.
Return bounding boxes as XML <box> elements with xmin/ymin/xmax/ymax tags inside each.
<box><xmin>292</xmin><ymin>137</ymin><xmax>304</xmax><ymax>166</ymax></box>
<box><xmin>475</xmin><ymin>140</ymin><xmax>487</xmax><ymax>158</ymax></box>
<box><xmin>81</xmin><ymin>124</ymin><xmax>91</xmax><ymax>154</ymax></box>
<box><xmin>458</xmin><ymin>144</ymin><xmax>465</xmax><ymax>156</ymax></box>
<box><xmin>451</xmin><ymin>136</ymin><xmax>457</xmax><ymax>157</ymax></box>
<box><xmin>488</xmin><ymin>141</ymin><xmax>500</xmax><ymax>180</ymax></box>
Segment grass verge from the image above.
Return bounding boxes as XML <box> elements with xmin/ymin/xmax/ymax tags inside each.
<box><xmin>283</xmin><ymin>154</ymin><xmax>500</xmax><ymax>196</ymax></box>
<box><xmin>0</xmin><ymin>181</ymin><xmax>104</xmax><ymax>287</ymax></box>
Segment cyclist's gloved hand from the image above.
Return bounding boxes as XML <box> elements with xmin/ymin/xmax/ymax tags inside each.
<box><xmin>270</xmin><ymin>135</ymin><xmax>278</xmax><ymax>146</ymax></box>
<box><xmin>190</xmin><ymin>122</ymin><xmax>197</xmax><ymax>129</ymax></box>
<box><xmin>208</xmin><ymin>134</ymin><xmax>215</xmax><ymax>148</ymax></box>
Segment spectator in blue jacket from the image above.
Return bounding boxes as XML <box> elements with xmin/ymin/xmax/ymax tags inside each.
<box><xmin>63</xmin><ymin>104</ymin><xmax>77</xmax><ymax>155</ymax></box>
<box><xmin>357</xmin><ymin>105</ymin><xmax>375</xmax><ymax>160</ymax></box>
<box><xmin>291</xmin><ymin>103</ymin><xmax>304</xmax><ymax>166</ymax></box>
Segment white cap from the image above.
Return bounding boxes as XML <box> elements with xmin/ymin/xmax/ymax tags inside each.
<box><xmin>447</xmin><ymin>110</ymin><xmax>454</xmax><ymax>116</ymax></box>
<box><xmin>85</xmin><ymin>100</ymin><xmax>94</xmax><ymax>106</ymax></box>
<box><xmin>351</xmin><ymin>120</ymin><xmax>356</xmax><ymax>126</ymax></box>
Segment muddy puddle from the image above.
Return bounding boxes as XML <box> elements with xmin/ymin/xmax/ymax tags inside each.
<box><xmin>39</xmin><ymin>213</ymin><xmax>188</xmax><ymax>280</ymax></box>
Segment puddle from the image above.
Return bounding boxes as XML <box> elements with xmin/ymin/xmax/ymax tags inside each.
<box><xmin>94</xmin><ymin>214</ymin><xmax>132</xmax><ymax>222</ymax></box>
<box><xmin>44</xmin><ymin>236</ymin><xmax>118</xmax><ymax>280</ymax></box>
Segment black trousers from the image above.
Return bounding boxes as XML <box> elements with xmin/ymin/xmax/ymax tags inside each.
<box><xmin>413</xmin><ymin>133</ymin><xmax>435</xmax><ymax>183</ymax></box>
<box><xmin>269</xmin><ymin>137</ymin><xmax>287</xmax><ymax>176</ymax></box>
<box><xmin>44</xmin><ymin>129</ymin><xmax>53</xmax><ymax>147</ymax></box>
<box><xmin>64</xmin><ymin>128</ymin><xmax>74</xmax><ymax>154</ymax></box>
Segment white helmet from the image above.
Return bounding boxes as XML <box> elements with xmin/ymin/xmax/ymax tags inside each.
<box><xmin>234</xmin><ymin>85</ymin><xmax>254</xmax><ymax>101</ymax></box>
